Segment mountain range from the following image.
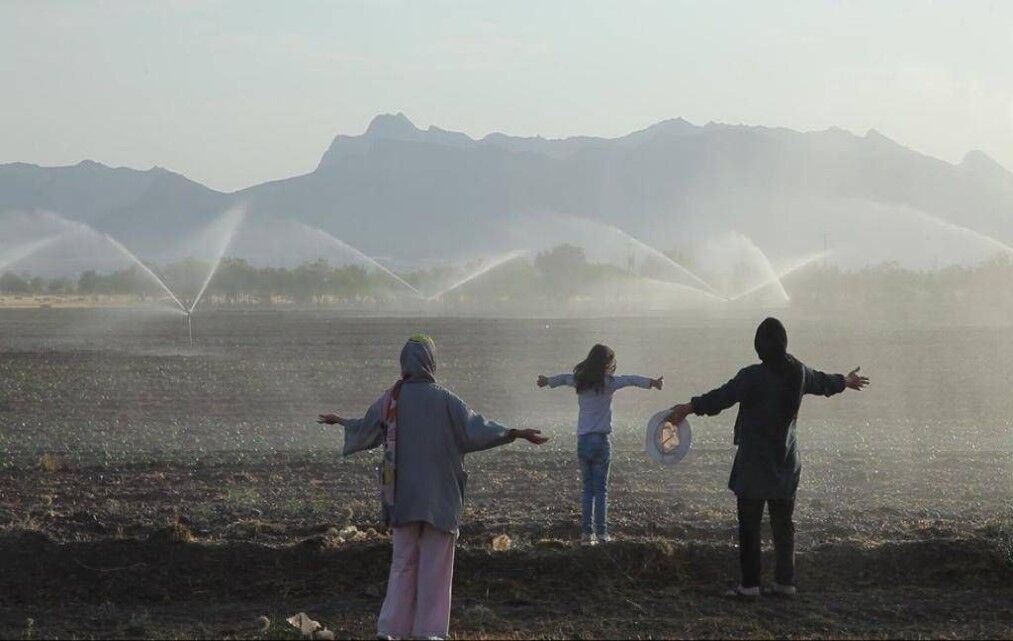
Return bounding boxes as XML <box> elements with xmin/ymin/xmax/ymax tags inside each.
<box><xmin>2</xmin><ymin>113</ymin><xmax>1012</xmax><ymax>269</ymax></box>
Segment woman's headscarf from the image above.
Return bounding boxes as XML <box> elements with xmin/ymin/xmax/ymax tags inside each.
<box><xmin>399</xmin><ymin>334</ymin><xmax>436</xmax><ymax>382</ymax></box>
<box><xmin>754</xmin><ymin>317</ymin><xmax>804</xmax><ymax>420</ymax></box>
<box><xmin>378</xmin><ymin>334</ymin><xmax>437</xmax><ymax>523</ymax></box>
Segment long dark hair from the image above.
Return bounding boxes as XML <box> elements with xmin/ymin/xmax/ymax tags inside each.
<box><xmin>754</xmin><ymin>317</ymin><xmax>805</xmax><ymax>420</ymax></box>
<box><xmin>574</xmin><ymin>344</ymin><xmax>616</xmax><ymax>393</ymax></box>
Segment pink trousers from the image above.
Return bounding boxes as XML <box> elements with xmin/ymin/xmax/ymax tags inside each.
<box><xmin>377</xmin><ymin>521</ymin><xmax>457</xmax><ymax>639</ymax></box>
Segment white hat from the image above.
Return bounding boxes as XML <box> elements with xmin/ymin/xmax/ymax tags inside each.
<box><xmin>645</xmin><ymin>408</ymin><xmax>692</xmax><ymax>465</ymax></box>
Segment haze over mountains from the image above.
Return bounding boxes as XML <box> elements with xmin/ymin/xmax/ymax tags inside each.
<box><xmin>2</xmin><ymin>113</ymin><xmax>1012</xmax><ymax>271</ymax></box>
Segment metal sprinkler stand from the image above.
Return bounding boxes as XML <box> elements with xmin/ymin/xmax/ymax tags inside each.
<box><xmin>187</xmin><ymin>311</ymin><xmax>194</xmax><ymax>346</ymax></box>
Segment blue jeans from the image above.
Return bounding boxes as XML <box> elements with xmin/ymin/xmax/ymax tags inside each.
<box><xmin>577</xmin><ymin>432</ymin><xmax>611</xmax><ymax>536</ymax></box>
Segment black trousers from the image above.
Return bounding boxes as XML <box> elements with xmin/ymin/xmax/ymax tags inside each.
<box><xmin>736</xmin><ymin>496</ymin><xmax>796</xmax><ymax>588</ymax></box>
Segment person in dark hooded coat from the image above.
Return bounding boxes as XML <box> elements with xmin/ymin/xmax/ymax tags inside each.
<box><xmin>667</xmin><ymin>317</ymin><xmax>869</xmax><ymax>598</ymax></box>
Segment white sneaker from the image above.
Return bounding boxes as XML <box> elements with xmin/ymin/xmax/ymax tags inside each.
<box><xmin>580</xmin><ymin>533</ymin><xmax>598</xmax><ymax>546</ymax></box>
<box><xmin>724</xmin><ymin>585</ymin><xmax>760</xmax><ymax>599</ymax></box>
<box><xmin>771</xmin><ymin>583</ymin><xmax>797</xmax><ymax>597</ymax></box>
<box><xmin>598</xmin><ymin>534</ymin><xmax>613</xmax><ymax>544</ymax></box>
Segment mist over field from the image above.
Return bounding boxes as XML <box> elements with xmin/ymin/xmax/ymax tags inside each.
<box><xmin>1</xmin><ymin>117</ymin><xmax>1011</xmax><ymax>639</ymax></box>
<box><xmin>4</xmin><ymin>113</ymin><xmax>1013</xmax><ymax>324</ymax></box>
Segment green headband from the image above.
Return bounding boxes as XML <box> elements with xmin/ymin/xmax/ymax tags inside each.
<box><xmin>409</xmin><ymin>333</ymin><xmax>435</xmax><ymax>347</ymax></box>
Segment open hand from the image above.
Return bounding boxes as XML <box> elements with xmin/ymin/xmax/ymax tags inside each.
<box><xmin>536</xmin><ymin>375</ymin><xmax>549</xmax><ymax>388</ymax></box>
<box><xmin>845</xmin><ymin>367</ymin><xmax>869</xmax><ymax>391</ymax></box>
<box><xmin>317</xmin><ymin>413</ymin><xmax>345</xmax><ymax>426</ymax></box>
<box><xmin>511</xmin><ymin>428</ymin><xmax>549</xmax><ymax>445</ymax></box>
<box><xmin>652</xmin><ymin>376</ymin><xmax>664</xmax><ymax>390</ymax></box>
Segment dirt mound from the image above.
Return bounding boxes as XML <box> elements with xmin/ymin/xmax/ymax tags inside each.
<box><xmin>0</xmin><ymin>529</ymin><xmax>388</xmax><ymax>607</ymax></box>
<box><xmin>1</xmin><ymin>529</ymin><xmax>1007</xmax><ymax>610</ymax></box>
<box><xmin>147</xmin><ymin>522</ymin><xmax>195</xmax><ymax>544</ymax></box>
<box><xmin>0</xmin><ymin>529</ymin><xmax>1010</xmax><ymax>639</ymax></box>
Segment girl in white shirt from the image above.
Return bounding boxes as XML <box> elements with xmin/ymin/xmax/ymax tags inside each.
<box><xmin>538</xmin><ymin>343</ymin><xmax>662</xmax><ymax>545</ymax></box>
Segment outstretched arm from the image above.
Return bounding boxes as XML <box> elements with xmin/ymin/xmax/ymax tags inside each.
<box><xmin>667</xmin><ymin>369</ymin><xmax>749</xmax><ymax>425</ymax></box>
<box><xmin>611</xmin><ymin>374</ymin><xmax>664</xmax><ymax>390</ymax></box>
<box><xmin>806</xmin><ymin>366</ymin><xmax>868</xmax><ymax>396</ymax></box>
<box><xmin>448</xmin><ymin>392</ymin><xmax>548</xmax><ymax>453</ymax></box>
<box><xmin>317</xmin><ymin>414</ymin><xmax>348</xmax><ymax>426</ymax></box>
<box><xmin>537</xmin><ymin>373</ymin><xmax>574</xmax><ymax>389</ymax></box>
<box><xmin>318</xmin><ymin>395</ymin><xmax>385</xmax><ymax>456</ymax></box>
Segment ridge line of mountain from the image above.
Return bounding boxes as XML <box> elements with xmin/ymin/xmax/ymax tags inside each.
<box><xmin>3</xmin><ymin>114</ymin><xmax>1008</xmax><ymax>196</ymax></box>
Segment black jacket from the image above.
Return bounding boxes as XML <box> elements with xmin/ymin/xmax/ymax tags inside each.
<box><xmin>692</xmin><ymin>363</ymin><xmax>846</xmax><ymax>499</ymax></box>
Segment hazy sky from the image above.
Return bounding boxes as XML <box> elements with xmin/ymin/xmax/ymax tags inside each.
<box><xmin>2</xmin><ymin>0</ymin><xmax>1011</xmax><ymax>192</ymax></box>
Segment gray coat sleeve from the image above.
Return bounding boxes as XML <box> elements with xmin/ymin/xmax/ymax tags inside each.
<box><xmin>342</xmin><ymin>395</ymin><xmax>385</xmax><ymax>456</ymax></box>
<box><xmin>804</xmin><ymin>367</ymin><xmax>847</xmax><ymax>397</ymax></box>
<box><xmin>446</xmin><ymin>392</ymin><xmax>514</xmax><ymax>454</ymax></box>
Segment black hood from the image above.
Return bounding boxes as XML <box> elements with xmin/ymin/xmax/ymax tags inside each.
<box><xmin>754</xmin><ymin>317</ymin><xmax>788</xmax><ymax>364</ymax></box>
<box><xmin>754</xmin><ymin>317</ymin><xmax>803</xmax><ymax>420</ymax></box>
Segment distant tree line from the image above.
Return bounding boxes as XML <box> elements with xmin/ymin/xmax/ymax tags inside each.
<box><xmin>0</xmin><ymin>259</ymin><xmax>397</xmax><ymax>305</ymax></box>
<box><xmin>784</xmin><ymin>253</ymin><xmax>1013</xmax><ymax>318</ymax></box>
<box><xmin>4</xmin><ymin>248</ymin><xmax>1013</xmax><ymax>317</ymax></box>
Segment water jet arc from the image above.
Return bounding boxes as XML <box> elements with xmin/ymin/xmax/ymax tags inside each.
<box><xmin>100</xmin><ymin>234</ymin><xmax>188</xmax><ymax>314</ymax></box>
<box><xmin>295</xmin><ymin>222</ymin><xmax>423</xmax><ymax>298</ymax></box>
<box><xmin>736</xmin><ymin>234</ymin><xmax>790</xmax><ymax>302</ymax></box>
<box><xmin>906</xmin><ymin>208</ymin><xmax>1013</xmax><ymax>256</ymax></box>
<box><xmin>556</xmin><ymin>214</ymin><xmax>721</xmax><ymax>297</ymax></box>
<box><xmin>0</xmin><ymin>235</ymin><xmax>64</xmax><ymax>274</ymax></box>
<box><xmin>427</xmin><ymin>250</ymin><xmax>528</xmax><ymax>300</ymax></box>
<box><xmin>727</xmin><ymin>251</ymin><xmax>829</xmax><ymax>302</ymax></box>
<box><xmin>637</xmin><ymin>276</ymin><xmax>729</xmax><ymax>303</ymax></box>
<box><xmin>0</xmin><ymin>214</ymin><xmax>190</xmax><ymax>316</ymax></box>
<box><xmin>189</xmin><ymin>208</ymin><xmax>247</xmax><ymax>314</ymax></box>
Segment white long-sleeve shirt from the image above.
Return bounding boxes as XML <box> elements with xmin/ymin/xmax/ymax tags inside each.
<box><xmin>547</xmin><ymin>373</ymin><xmax>654</xmax><ymax>435</ymax></box>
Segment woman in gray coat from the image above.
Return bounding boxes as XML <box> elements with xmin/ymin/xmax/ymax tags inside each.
<box><xmin>318</xmin><ymin>334</ymin><xmax>547</xmax><ymax>639</ymax></box>
<box><xmin>667</xmin><ymin>317</ymin><xmax>869</xmax><ymax>598</ymax></box>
